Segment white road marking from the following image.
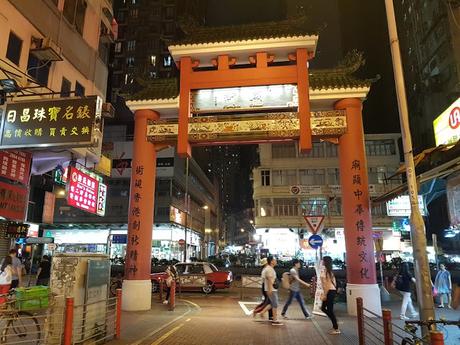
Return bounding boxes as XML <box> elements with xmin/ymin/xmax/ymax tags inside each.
<box><xmin>238</xmin><ymin>301</ymin><xmax>260</xmax><ymax>315</ymax></box>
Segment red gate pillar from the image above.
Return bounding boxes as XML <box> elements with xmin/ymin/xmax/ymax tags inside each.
<box><xmin>122</xmin><ymin>109</ymin><xmax>159</xmax><ymax>311</ymax></box>
<box><xmin>336</xmin><ymin>98</ymin><xmax>381</xmax><ymax>316</ymax></box>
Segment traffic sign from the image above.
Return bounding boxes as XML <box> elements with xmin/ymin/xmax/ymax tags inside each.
<box><xmin>308</xmin><ymin>234</ymin><xmax>323</xmax><ymax>249</ymax></box>
<box><xmin>178</xmin><ymin>239</ymin><xmax>185</xmax><ymax>246</ymax></box>
<box><xmin>112</xmin><ymin>234</ymin><xmax>127</xmax><ymax>244</ymax></box>
<box><xmin>47</xmin><ymin>243</ymin><xmax>57</xmax><ymax>251</ymax></box>
<box><xmin>304</xmin><ymin>215</ymin><xmax>325</xmax><ymax>234</ymax></box>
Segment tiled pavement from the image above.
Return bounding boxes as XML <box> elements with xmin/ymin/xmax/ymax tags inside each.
<box><xmin>108</xmin><ymin>288</ymin><xmax>460</xmax><ymax>345</ymax></box>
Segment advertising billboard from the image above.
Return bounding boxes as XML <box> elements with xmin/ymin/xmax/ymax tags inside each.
<box><xmin>433</xmin><ymin>97</ymin><xmax>460</xmax><ymax>146</ymax></box>
<box><xmin>1</xmin><ymin>96</ymin><xmax>102</xmax><ymax>149</ymax></box>
<box><xmin>386</xmin><ymin>195</ymin><xmax>427</xmax><ymax>217</ymax></box>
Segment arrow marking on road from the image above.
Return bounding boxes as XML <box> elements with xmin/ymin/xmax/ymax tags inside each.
<box><xmin>238</xmin><ymin>301</ymin><xmax>260</xmax><ymax>316</ymax></box>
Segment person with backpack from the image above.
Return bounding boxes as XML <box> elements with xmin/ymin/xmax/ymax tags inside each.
<box><xmin>395</xmin><ymin>262</ymin><xmax>418</xmax><ymax>320</ymax></box>
<box><xmin>320</xmin><ymin>256</ymin><xmax>340</xmax><ymax>335</ymax></box>
<box><xmin>281</xmin><ymin>259</ymin><xmax>312</xmax><ymax>319</ymax></box>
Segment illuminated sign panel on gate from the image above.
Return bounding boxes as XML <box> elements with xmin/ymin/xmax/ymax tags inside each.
<box><xmin>191</xmin><ymin>84</ymin><xmax>298</xmax><ymax>114</ymax></box>
<box><xmin>433</xmin><ymin>97</ymin><xmax>460</xmax><ymax>146</ymax></box>
<box><xmin>386</xmin><ymin>195</ymin><xmax>426</xmax><ymax>217</ymax></box>
<box><xmin>1</xmin><ymin>96</ymin><xmax>102</xmax><ymax>149</ymax></box>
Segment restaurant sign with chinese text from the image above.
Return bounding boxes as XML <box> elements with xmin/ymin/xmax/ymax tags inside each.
<box><xmin>0</xmin><ymin>150</ymin><xmax>32</xmax><ymax>185</ymax></box>
<box><xmin>66</xmin><ymin>166</ymin><xmax>107</xmax><ymax>216</ymax></box>
<box><xmin>1</xmin><ymin>96</ymin><xmax>102</xmax><ymax>149</ymax></box>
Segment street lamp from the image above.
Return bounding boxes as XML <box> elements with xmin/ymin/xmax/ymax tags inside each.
<box><xmin>384</xmin><ymin>0</ymin><xmax>435</xmax><ymax>330</ymax></box>
<box><xmin>240</xmin><ymin>228</ymin><xmax>245</xmax><ymax>233</ymax></box>
<box><xmin>203</xmin><ymin>205</ymin><xmax>209</xmax><ymax>210</ymax></box>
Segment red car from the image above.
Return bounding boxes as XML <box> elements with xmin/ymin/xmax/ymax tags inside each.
<box><xmin>151</xmin><ymin>262</ymin><xmax>233</xmax><ymax>294</ymax></box>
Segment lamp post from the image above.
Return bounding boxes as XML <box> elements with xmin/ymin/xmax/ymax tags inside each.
<box><xmin>384</xmin><ymin>0</ymin><xmax>435</xmax><ymax>332</ymax></box>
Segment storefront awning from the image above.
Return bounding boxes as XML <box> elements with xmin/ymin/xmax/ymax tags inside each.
<box><xmin>373</xmin><ymin>141</ymin><xmax>460</xmax><ymax>204</ymax></box>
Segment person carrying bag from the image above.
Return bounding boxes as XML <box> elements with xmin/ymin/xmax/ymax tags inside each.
<box><xmin>320</xmin><ymin>256</ymin><xmax>340</xmax><ymax>335</ymax></box>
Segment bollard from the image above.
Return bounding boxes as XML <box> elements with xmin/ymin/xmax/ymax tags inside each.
<box><xmin>382</xmin><ymin>309</ymin><xmax>393</xmax><ymax>345</ymax></box>
<box><xmin>356</xmin><ymin>297</ymin><xmax>365</xmax><ymax>345</ymax></box>
<box><xmin>169</xmin><ymin>280</ymin><xmax>176</xmax><ymax>311</ymax></box>
<box><xmin>63</xmin><ymin>297</ymin><xmax>74</xmax><ymax>345</ymax></box>
<box><xmin>429</xmin><ymin>331</ymin><xmax>444</xmax><ymax>345</ymax></box>
<box><xmin>159</xmin><ymin>279</ymin><xmax>164</xmax><ymax>302</ymax></box>
<box><xmin>116</xmin><ymin>289</ymin><xmax>122</xmax><ymax>339</ymax></box>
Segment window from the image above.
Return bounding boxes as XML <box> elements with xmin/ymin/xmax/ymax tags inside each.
<box><xmin>127</xmin><ymin>40</ymin><xmax>136</xmax><ymax>51</ymax></box>
<box><xmin>6</xmin><ymin>32</ymin><xmax>22</xmax><ymax>65</ymax></box>
<box><xmin>114</xmin><ymin>42</ymin><xmax>122</xmax><ymax>53</ymax></box>
<box><xmin>261</xmin><ymin>170</ymin><xmax>270</xmax><ymax>186</ymax></box>
<box><xmin>365</xmin><ymin>139</ymin><xmax>396</xmax><ymax>156</ymax></box>
<box><xmin>27</xmin><ymin>54</ymin><xmax>50</xmax><ymax>86</ymax></box>
<box><xmin>163</xmin><ymin>55</ymin><xmax>172</xmax><ymax>67</ymax></box>
<box><xmin>300</xmin><ymin>198</ymin><xmax>329</xmax><ymax>216</ymax></box>
<box><xmin>368</xmin><ymin>167</ymin><xmax>387</xmax><ymax>184</ymax></box>
<box><xmin>60</xmin><ymin>78</ymin><xmax>71</xmax><ymax>97</ymax></box>
<box><xmin>299</xmin><ymin>169</ymin><xmax>325</xmax><ymax>185</ymax></box>
<box><xmin>63</xmin><ymin>0</ymin><xmax>87</xmax><ymax>35</ymax></box>
<box><xmin>165</xmin><ymin>6</ymin><xmax>174</xmax><ymax>19</ymax></box>
<box><xmin>327</xmin><ymin>168</ymin><xmax>340</xmax><ymax>185</ymax></box>
<box><xmin>129</xmin><ymin>8</ymin><xmax>138</xmax><ymax>18</ymax></box>
<box><xmin>75</xmin><ymin>81</ymin><xmax>85</xmax><ymax>96</ymax></box>
<box><xmin>272</xmin><ymin>169</ymin><xmax>296</xmax><ymax>186</ymax></box>
<box><xmin>150</xmin><ymin>55</ymin><xmax>157</xmax><ymax>66</ymax></box>
<box><xmin>273</xmin><ymin>198</ymin><xmax>298</xmax><ymax>216</ymax></box>
<box><xmin>325</xmin><ymin>142</ymin><xmax>338</xmax><ymax>157</ymax></box>
<box><xmin>299</xmin><ymin>141</ymin><xmax>324</xmax><ymax>158</ymax></box>
<box><xmin>126</xmin><ymin>57</ymin><xmax>135</xmax><ymax>67</ymax></box>
<box><xmin>272</xmin><ymin>143</ymin><xmax>296</xmax><ymax>158</ymax></box>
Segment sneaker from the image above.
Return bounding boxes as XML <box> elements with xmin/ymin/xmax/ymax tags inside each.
<box><xmin>400</xmin><ymin>315</ymin><xmax>409</xmax><ymax>320</ymax></box>
<box><xmin>162</xmin><ymin>300</ymin><xmax>168</xmax><ymax>304</ymax></box>
<box><xmin>437</xmin><ymin>305</ymin><xmax>444</xmax><ymax>308</ymax></box>
<box><xmin>305</xmin><ymin>315</ymin><xmax>314</xmax><ymax>320</ymax></box>
<box><xmin>409</xmin><ymin>313</ymin><xmax>419</xmax><ymax>319</ymax></box>
<box><xmin>271</xmin><ymin>321</ymin><xmax>284</xmax><ymax>326</ymax></box>
<box><xmin>329</xmin><ymin>329</ymin><xmax>341</xmax><ymax>335</ymax></box>
<box><xmin>281</xmin><ymin>314</ymin><xmax>289</xmax><ymax>319</ymax></box>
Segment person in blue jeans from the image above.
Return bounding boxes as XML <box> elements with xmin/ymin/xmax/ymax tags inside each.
<box><xmin>281</xmin><ymin>259</ymin><xmax>312</xmax><ymax>319</ymax></box>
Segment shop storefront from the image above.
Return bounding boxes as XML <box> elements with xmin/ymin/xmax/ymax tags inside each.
<box><xmin>44</xmin><ymin>223</ymin><xmax>203</xmax><ymax>261</ymax></box>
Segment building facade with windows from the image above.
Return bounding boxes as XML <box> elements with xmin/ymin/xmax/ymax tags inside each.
<box><xmin>252</xmin><ymin>134</ymin><xmax>403</xmax><ymax>260</ymax></box>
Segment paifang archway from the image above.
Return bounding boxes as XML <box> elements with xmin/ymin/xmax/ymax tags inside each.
<box><xmin>121</xmin><ymin>18</ymin><xmax>381</xmax><ymax>316</ymax></box>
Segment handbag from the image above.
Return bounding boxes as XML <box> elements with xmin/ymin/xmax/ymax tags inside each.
<box><xmin>320</xmin><ymin>274</ymin><xmax>336</xmax><ymax>301</ymax></box>
<box><xmin>432</xmin><ymin>287</ymin><xmax>438</xmax><ymax>297</ymax></box>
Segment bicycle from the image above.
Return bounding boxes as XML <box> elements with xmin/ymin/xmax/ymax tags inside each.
<box><xmin>0</xmin><ymin>290</ymin><xmax>46</xmax><ymax>345</ymax></box>
<box><xmin>400</xmin><ymin>319</ymin><xmax>460</xmax><ymax>345</ymax></box>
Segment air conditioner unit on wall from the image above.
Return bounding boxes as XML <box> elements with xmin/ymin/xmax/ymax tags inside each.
<box><xmin>30</xmin><ymin>37</ymin><xmax>63</xmax><ymax>62</ymax></box>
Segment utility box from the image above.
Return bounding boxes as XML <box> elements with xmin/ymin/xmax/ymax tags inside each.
<box><xmin>47</xmin><ymin>253</ymin><xmax>111</xmax><ymax>344</ymax></box>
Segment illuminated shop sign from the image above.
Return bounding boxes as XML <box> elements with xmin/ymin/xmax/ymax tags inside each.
<box><xmin>433</xmin><ymin>97</ymin><xmax>460</xmax><ymax>146</ymax></box>
<box><xmin>66</xmin><ymin>166</ymin><xmax>107</xmax><ymax>216</ymax></box>
<box><xmin>1</xmin><ymin>96</ymin><xmax>102</xmax><ymax>148</ymax></box>
<box><xmin>191</xmin><ymin>84</ymin><xmax>298</xmax><ymax>114</ymax></box>
<box><xmin>386</xmin><ymin>195</ymin><xmax>426</xmax><ymax>217</ymax></box>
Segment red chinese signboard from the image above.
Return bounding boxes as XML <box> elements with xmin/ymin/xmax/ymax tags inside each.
<box><xmin>66</xmin><ymin>167</ymin><xmax>107</xmax><ymax>216</ymax></box>
<box><xmin>0</xmin><ymin>181</ymin><xmax>28</xmax><ymax>221</ymax></box>
<box><xmin>67</xmin><ymin>167</ymin><xmax>99</xmax><ymax>214</ymax></box>
<box><xmin>0</xmin><ymin>151</ymin><xmax>32</xmax><ymax>185</ymax></box>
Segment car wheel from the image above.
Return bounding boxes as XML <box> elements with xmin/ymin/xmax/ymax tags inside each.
<box><xmin>151</xmin><ymin>281</ymin><xmax>160</xmax><ymax>293</ymax></box>
<box><xmin>202</xmin><ymin>281</ymin><xmax>214</xmax><ymax>294</ymax></box>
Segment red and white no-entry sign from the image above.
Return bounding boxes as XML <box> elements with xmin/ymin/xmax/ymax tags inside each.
<box><xmin>178</xmin><ymin>239</ymin><xmax>185</xmax><ymax>246</ymax></box>
<box><xmin>304</xmin><ymin>215</ymin><xmax>325</xmax><ymax>234</ymax></box>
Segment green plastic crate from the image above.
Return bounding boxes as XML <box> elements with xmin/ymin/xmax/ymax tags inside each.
<box><xmin>15</xmin><ymin>286</ymin><xmax>50</xmax><ymax>311</ymax></box>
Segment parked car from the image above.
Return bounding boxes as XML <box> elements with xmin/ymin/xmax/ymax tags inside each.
<box><xmin>150</xmin><ymin>262</ymin><xmax>233</xmax><ymax>294</ymax></box>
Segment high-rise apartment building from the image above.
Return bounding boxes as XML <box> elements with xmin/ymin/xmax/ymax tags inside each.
<box><xmin>395</xmin><ymin>0</ymin><xmax>460</xmax><ymax>152</ymax></box>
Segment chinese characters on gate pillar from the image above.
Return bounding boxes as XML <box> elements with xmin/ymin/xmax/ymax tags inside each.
<box><xmin>351</xmin><ymin>159</ymin><xmax>371</xmax><ymax>281</ymax></box>
<box><xmin>127</xmin><ymin>164</ymin><xmax>144</xmax><ymax>277</ymax></box>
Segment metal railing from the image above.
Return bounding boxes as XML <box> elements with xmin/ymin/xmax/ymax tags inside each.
<box><xmin>240</xmin><ymin>275</ymin><xmax>263</xmax><ymax>300</ymax></box>
<box><xmin>356</xmin><ymin>298</ymin><xmax>446</xmax><ymax>345</ymax></box>
<box><xmin>0</xmin><ymin>293</ymin><xmax>65</xmax><ymax>345</ymax></box>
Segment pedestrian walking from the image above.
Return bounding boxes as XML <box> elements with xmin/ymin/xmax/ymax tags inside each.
<box><xmin>395</xmin><ymin>262</ymin><xmax>418</xmax><ymax>320</ymax></box>
<box><xmin>281</xmin><ymin>259</ymin><xmax>312</xmax><ymax>319</ymax></box>
<box><xmin>163</xmin><ymin>266</ymin><xmax>176</xmax><ymax>304</ymax></box>
<box><xmin>0</xmin><ymin>256</ymin><xmax>13</xmax><ymax>305</ymax></box>
<box><xmin>36</xmin><ymin>255</ymin><xmax>51</xmax><ymax>286</ymax></box>
<box><xmin>261</xmin><ymin>256</ymin><xmax>283</xmax><ymax>326</ymax></box>
<box><xmin>0</xmin><ymin>249</ymin><xmax>22</xmax><ymax>289</ymax></box>
<box><xmin>252</xmin><ymin>258</ymin><xmax>273</xmax><ymax>320</ymax></box>
<box><xmin>320</xmin><ymin>256</ymin><xmax>340</xmax><ymax>335</ymax></box>
<box><xmin>434</xmin><ymin>264</ymin><xmax>452</xmax><ymax>308</ymax></box>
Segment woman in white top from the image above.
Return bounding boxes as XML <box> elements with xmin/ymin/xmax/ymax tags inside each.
<box><xmin>0</xmin><ymin>255</ymin><xmax>13</xmax><ymax>305</ymax></box>
<box><xmin>320</xmin><ymin>256</ymin><xmax>340</xmax><ymax>335</ymax></box>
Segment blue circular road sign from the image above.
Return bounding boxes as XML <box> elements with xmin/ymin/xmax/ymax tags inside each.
<box><xmin>308</xmin><ymin>234</ymin><xmax>323</xmax><ymax>249</ymax></box>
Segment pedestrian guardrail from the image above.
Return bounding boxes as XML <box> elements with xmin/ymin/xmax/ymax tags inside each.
<box><xmin>356</xmin><ymin>297</ymin><xmax>446</xmax><ymax>345</ymax></box>
<box><xmin>240</xmin><ymin>275</ymin><xmax>263</xmax><ymax>300</ymax></box>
